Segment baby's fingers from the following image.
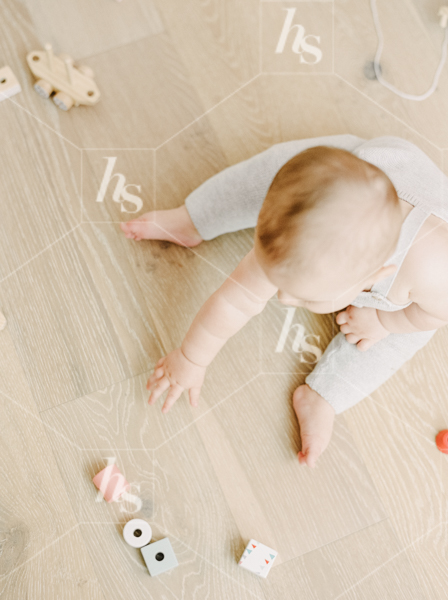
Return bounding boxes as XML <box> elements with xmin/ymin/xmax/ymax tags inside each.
<box><xmin>146</xmin><ymin>366</ymin><xmax>164</xmax><ymax>390</ymax></box>
<box><xmin>161</xmin><ymin>383</ymin><xmax>184</xmax><ymax>414</ymax></box>
<box><xmin>148</xmin><ymin>376</ymin><xmax>170</xmax><ymax>404</ymax></box>
<box><xmin>189</xmin><ymin>387</ymin><xmax>201</xmax><ymax>408</ymax></box>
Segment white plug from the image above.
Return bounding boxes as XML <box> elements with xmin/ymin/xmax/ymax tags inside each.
<box><xmin>438</xmin><ymin>7</ymin><xmax>448</xmax><ymax>28</ymax></box>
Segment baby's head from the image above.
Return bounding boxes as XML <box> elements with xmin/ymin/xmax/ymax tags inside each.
<box><xmin>254</xmin><ymin>146</ymin><xmax>403</xmax><ymax>313</ymax></box>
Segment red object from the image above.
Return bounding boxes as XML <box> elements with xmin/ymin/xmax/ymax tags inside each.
<box><xmin>435</xmin><ymin>430</ymin><xmax>448</xmax><ymax>454</ymax></box>
<box><xmin>92</xmin><ymin>464</ymin><xmax>130</xmax><ymax>502</ymax></box>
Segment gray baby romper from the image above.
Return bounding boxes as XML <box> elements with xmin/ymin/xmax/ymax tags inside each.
<box><xmin>184</xmin><ymin>134</ymin><xmax>447</xmax><ymax>414</ymax></box>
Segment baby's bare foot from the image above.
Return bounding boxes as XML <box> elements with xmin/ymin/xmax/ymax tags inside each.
<box><xmin>120</xmin><ymin>205</ymin><xmax>203</xmax><ymax>247</ymax></box>
<box><xmin>292</xmin><ymin>384</ymin><xmax>335</xmax><ymax>468</ymax></box>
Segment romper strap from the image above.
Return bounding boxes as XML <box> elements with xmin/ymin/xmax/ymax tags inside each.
<box><xmin>372</xmin><ymin>205</ymin><xmax>430</xmax><ymax>297</ymax></box>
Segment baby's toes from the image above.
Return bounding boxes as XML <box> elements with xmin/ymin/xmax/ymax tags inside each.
<box><xmin>124</xmin><ymin>220</ymin><xmax>139</xmax><ymax>234</ymax></box>
<box><xmin>120</xmin><ymin>221</ymin><xmax>131</xmax><ymax>235</ymax></box>
<box><xmin>120</xmin><ymin>221</ymin><xmax>138</xmax><ymax>239</ymax></box>
<box><xmin>127</xmin><ymin>220</ymin><xmax>149</xmax><ymax>240</ymax></box>
<box><xmin>298</xmin><ymin>438</ymin><xmax>322</xmax><ymax>468</ymax></box>
<box><xmin>345</xmin><ymin>333</ymin><xmax>360</xmax><ymax>344</ymax></box>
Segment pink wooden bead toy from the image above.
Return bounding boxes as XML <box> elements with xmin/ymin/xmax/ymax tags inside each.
<box><xmin>93</xmin><ymin>464</ymin><xmax>130</xmax><ymax>503</ymax></box>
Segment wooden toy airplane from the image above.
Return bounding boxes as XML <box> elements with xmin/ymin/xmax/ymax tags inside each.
<box><xmin>26</xmin><ymin>43</ymin><xmax>100</xmax><ymax>111</ymax></box>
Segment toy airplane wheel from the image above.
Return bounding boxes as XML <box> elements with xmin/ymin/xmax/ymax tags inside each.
<box><xmin>34</xmin><ymin>79</ymin><xmax>53</xmax><ymax>99</ymax></box>
<box><xmin>53</xmin><ymin>91</ymin><xmax>73</xmax><ymax>111</ymax></box>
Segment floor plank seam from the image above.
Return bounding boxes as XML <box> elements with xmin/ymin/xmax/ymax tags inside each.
<box><xmin>149</xmin><ymin>519</ymin><xmax>264</xmax><ymax>600</ymax></box>
<box><xmin>272</xmin><ymin>516</ymin><xmax>391</xmax><ymax>573</ymax></box>
<box><xmin>39</xmin><ymin>418</ymin><xmax>108</xmax><ymax>600</ymax></box>
<box><xmin>333</xmin><ymin>73</ymin><xmax>443</xmax><ymax>153</ymax></box>
<box><xmin>333</xmin><ymin>520</ymin><xmax>447</xmax><ymax>600</ymax></box>
<box><xmin>36</xmin><ymin>365</ymin><xmax>157</xmax><ymax>417</ymax></box>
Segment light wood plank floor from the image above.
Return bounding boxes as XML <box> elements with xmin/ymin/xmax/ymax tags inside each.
<box><xmin>1</xmin><ymin>0</ymin><xmax>448</xmax><ymax>597</ymax></box>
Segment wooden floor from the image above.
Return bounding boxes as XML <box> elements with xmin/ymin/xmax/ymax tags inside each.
<box><xmin>1</xmin><ymin>0</ymin><xmax>448</xmax><ymax>598</ymax></box>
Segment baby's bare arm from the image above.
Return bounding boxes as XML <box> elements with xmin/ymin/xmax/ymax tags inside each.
<box><xmin>378</xmin><ymin>238</ymin><xmax>448</xmax><ymax>333</ymax></box>
<box><xmin>181</xmin><ymin>248</ymin><xmax>278</xmax><ymax>366</ymax></box>
<box><xmin>378</xmin><ymin>225</ymin><xmax>448</xmax><ymax>333</ymax></box>
<box><xmin>147</xmin><ymin>248</ymin><xmax>277</xmax><ymax>412</ymax></box>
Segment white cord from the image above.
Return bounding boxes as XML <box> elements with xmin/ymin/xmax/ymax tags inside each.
<box><xmin>370</xmin><ymin>0</ymin><xmax>448</xmax><ymax>101</ymax></box>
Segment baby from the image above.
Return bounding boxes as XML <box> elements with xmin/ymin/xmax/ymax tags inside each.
<box><xmin>121</xmin><ymin>134</ymin><xmax>448</xmax><ymax>468</ymax></box>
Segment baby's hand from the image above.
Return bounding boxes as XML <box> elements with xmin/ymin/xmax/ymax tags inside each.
<box><xmin>336</xmin><ymin>305</ymin><xmax>390</xmax><ymax>351</ymax></box>
<box><xmin>147</xmin><ymin>348</ymin><xmax>206</xmax><ymax>413</ymax></box>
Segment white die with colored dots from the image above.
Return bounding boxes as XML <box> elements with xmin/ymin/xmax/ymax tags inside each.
<box><xmin>238</xmin><ymin>539</ymin><xmax>278</xmax><ymax>578</ymax></box>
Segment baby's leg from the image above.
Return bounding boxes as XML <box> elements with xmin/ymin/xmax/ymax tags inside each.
<box><xmin>120</xmin><ymin>206</ymin><xmax>203</xmax><ymax>247</ymax></box>
<box><xmin>121</xmin><ymin>134</ymin><xmax>365</xmax><ymax>244</ymax></box>
<box><xmin>184</xmin><ymin>135</ymin><xmax>364</xmax><ymax>241</ymax></box>
<box><xmin>292</xmin><ymin>328</ymin><xmax>438</xmax><ymax>468</ymax></box>
<box><xmin>305</xmin><ymin>328</ymin><xmax>438</xmax><ymax>414</ymax></box>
